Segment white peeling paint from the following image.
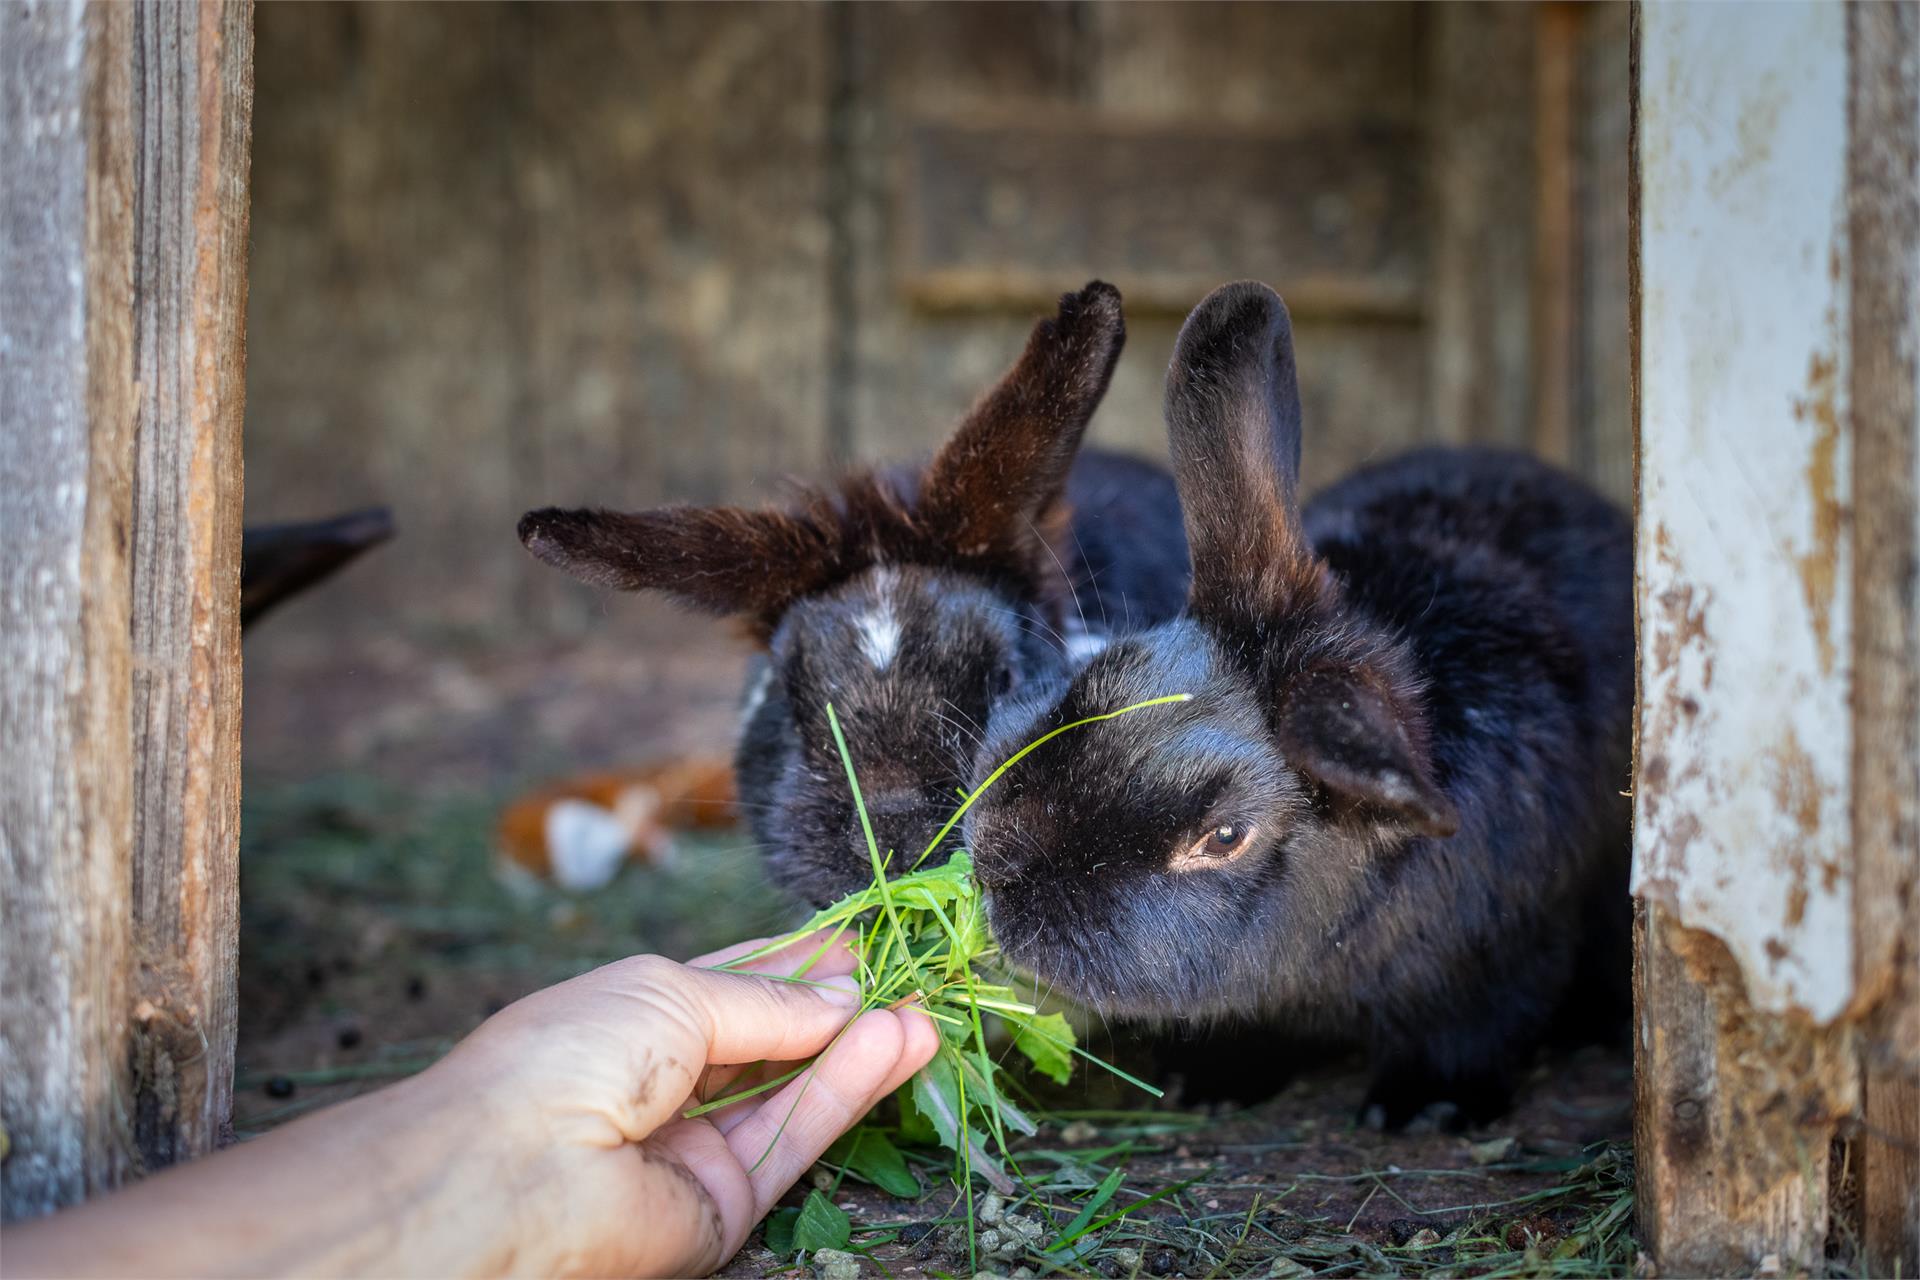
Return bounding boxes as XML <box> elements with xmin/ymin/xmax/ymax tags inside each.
<box><xmin>1635</xmin><ymin>3</ymin><xmax>1854</xmax><ymax>1022</ymax></box>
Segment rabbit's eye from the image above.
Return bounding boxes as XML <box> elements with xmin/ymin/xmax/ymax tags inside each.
<box><xmin>1207</xmin><ymin>822</ymin><xmax>1248</xmax><ymax>854</ymax></box>
<box><xmin>1173</xmin><ymin>821</ymin><xmax>1256</xmax><ymax>871</ymax></box>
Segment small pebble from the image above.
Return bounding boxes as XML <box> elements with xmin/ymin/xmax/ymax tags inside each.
<box><xmin>1267</xmin><ymin>1260</ymin><xmax>1311</xmax><ymax>1279</ymax></box>
<box><xmin>978</xmin><ymin>1192</ymin><xmax>1005</xmax><ymax>1225</ymax></box>
<box><xmin>264</xmin><ymin>1075</ymin><xmax>296</xmax><ymax>1099</ymax></box>
<box><xmin>811</xmin><ymin>1247</ymin><xmax>861</xmax><ymax>1280</ymax></box>
<box><xmin>1467</xmin><ymin>1135</ymin><xmax>1519</xmax><ymax>1166</ymax></box>
<box><xmin>1058</xmin><ymin>1119</ymin><xmax>1099</xmax><ymax>1145</ymax></box>
<box><xmin>1110</xmin><ymin>1247</ymin><xmax>1143</xmax><ymax>1271</ymax></box>
<box><xmin>1406</xmin><ymin>1228</ymin><xmax>1442</xmax><ymax>1248</ymax></box>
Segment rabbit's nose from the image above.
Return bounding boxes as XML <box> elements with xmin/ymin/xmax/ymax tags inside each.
<box><xmin>856</xmin><ymin>789</ymin><xmax>933</xmax><ymax>873</ymax></box>
<box><xmin>962</xmin><ymin>808</ymin><xmax>1019</xmax><ymax>890</ymax></box>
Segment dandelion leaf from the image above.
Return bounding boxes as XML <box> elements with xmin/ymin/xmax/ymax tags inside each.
<box><xmin>1011</xmin><ymin>1011</ymin><xmax>1076</xmax><ymax>1085</ymax></box>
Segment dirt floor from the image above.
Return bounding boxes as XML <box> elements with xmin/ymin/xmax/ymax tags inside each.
<box><xmin>235</xmin><ymin>768</ymin><xmax>1639</xmax><ymax>1280</ymax></box>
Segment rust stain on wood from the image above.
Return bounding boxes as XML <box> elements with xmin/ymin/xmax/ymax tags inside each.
<box><xmin>1793</xmin><ymin>348</ymin><xmax>1844</xmax><ymax>674</ymax></box>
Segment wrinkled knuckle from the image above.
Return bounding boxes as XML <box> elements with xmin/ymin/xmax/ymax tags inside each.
<box><xmin>622</xmin><ymin>953</ymin><xmax>683</xmax><ymax>987</ymax></box>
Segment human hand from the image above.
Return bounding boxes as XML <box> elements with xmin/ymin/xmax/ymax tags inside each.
<box><xmin>4</xmin><ymin>934</ymin><xmax>931</xmax><ymax>1280</ymax></box>
<box><xmin>419</xmin><ymin>933</ymin><xmax>938</xmax><ymax>1277</ymax></box>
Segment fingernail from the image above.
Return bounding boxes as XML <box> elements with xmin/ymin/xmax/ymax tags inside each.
<box><xmin>815</xmin><ymin>974</ymin><xmax>862</xmax><ymax>1009</ymax></box>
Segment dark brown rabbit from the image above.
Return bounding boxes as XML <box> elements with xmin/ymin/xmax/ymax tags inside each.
<box><xmin>964</xmin><ymin>281</ymin><xmax>1632</xmax><ymax>1128</ymax></box>
<box><xmin>518</xmin><ymin>283</ymin><xmax>1189</xmax><ymax>905</ymax></box>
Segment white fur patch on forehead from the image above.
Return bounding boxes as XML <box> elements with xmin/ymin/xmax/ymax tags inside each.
<box><xmin>856</xmin><ymin>567</ymin><xmax>903</xmax><ymax>670</ymax></box>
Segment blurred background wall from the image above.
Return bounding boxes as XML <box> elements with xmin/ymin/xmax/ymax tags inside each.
<box><xmin>241</xmin><ymin>1</ymin><xmax>1630</xmax><ymax>788</ymax></box>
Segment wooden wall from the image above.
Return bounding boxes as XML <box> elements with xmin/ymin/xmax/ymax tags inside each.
<box><xmin>242</xmin><ymin>1</ymin><xmax>1631</xmax><ymax>761</ymax></box>
<box><xmin>3</xmin><ymin>0</ymin><xmax>252</xmax><ymax>1218</ymax></box>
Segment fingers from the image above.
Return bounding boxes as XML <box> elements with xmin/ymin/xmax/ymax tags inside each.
<box><xmin>723</xmin><ymin>1008</ymin><xmax>931</xmax><ymax>1219</ymax></box>
<box><xmin>638</xmin><ymin>1121</ymin><xmax>755</xmax><ymax>1277</ymax></box>
<box><xmin>648</xmin><ymin>1005</ymin><xmax>942</xmax><ymax>1271</ymax></box>
<box><xmin>692</xmin><ymin>929</ymin><xmax>860</xmax><ymax>980</ymax></box>
<box><xmin>879</xmin><ymin>1003</ymin><xmax>940</xmax><ymax>1096</ymax></box>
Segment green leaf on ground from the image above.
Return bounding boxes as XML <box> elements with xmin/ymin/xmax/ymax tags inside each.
<box><xmin>762</xmin><ymin>1206</ymin><xmax>801</xmax><ymax>1256</ymax></box>
<box><xmin>827</xmin><ymin>1127</ymin><xmax>921</xmax><ymax>1199</ymax></box>
<box><xmin>793</xmin><ymin>1189</ymin><xmax>852</xmax><ymax>1254</ymax></box>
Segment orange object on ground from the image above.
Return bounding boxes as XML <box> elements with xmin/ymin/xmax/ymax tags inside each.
<box><xmin>498</xmin><ymin>758</ymin><xmax>737</xmax><ymax>890</ymax></box>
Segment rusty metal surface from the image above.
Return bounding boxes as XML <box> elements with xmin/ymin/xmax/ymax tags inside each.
<box><xmin>1634</xmin><ymin>2</ymin><xmax>1855</xmax><ymax>1023</ymax></box>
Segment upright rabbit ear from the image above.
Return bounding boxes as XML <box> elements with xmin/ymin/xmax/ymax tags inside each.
<box><xmin>517</xmin><ymin>504</ymin><xmax>843</xmax><ymax>643</ymax></box>
<box><xmin>918</xmin><ymin>281</ymin><xmax>1126</xmax><ymax>557</ymax></box>
<box><xmin>1164</xmin><ymin>281</ymin><xmax>1317</xmax><ymax>619</ymax></box>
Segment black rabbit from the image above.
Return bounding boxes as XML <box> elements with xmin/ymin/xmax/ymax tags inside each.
<box><xmin>964</xmin><ymin>281</ymin><xmax>1632</xmax><ymax>1128</ymax></box>
<box><xmin>519</xmin><ymin>283</ymin><xmax>1190</xmax><ymax>905</ymax></box>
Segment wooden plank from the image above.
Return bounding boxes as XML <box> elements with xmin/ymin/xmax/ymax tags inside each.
<box><xmin>242</xmin><ymin>3</ymin><xmax>834</xmax><ymax>646</ymax></box>
<box><xmin>1530</xmin><ymin>3</ymin><xmax>1581</xmax><ymax>469</ymax></box>
<box><xmin>1632</xmin><ymin>4</ymin><xmax>1862</xmax><ymax>1269</ymax></box>
<box><xmin>125</xmin><ymin>0</ymin><xmax>253</xmax><ymax>1171</ymax></box>
<box><xmin>847</xmin><ymin>2</ymin><xmax>1429</xmax><ymax>470</ymax></box>
<box><xmin>898</xmin><ymin>119</ymin><xmax>1424</xmax><ymax>322</ymax></box>
<box><xmin>1087</xmin><ymin>1</ymin><xmax>1421</xmax><ymax>131</ymax></box>
<box><xmin>1846</xmin><ymin>5</ymin><xmax>1920</xmax><ymax>1274</ymax></box>
<box><xmin>0</xmin><ymin>0</ymin><xmax>138</xmax><ymax>1220</ymax></box>
<box><xmin>1427</xmin><ymin>2</ymin><xmax>1537</xmax><ymax>448</ymax></box>
<box><xmin>1578</xmin><ymin>2</ymin><xmax>1634</xmax><ymax>507</ymax></box>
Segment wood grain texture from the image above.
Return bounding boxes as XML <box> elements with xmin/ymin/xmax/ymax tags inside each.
<box><xmin>1427</xmin><ymin>2</ymin><xmax>1536</xmax><ymax>450</ymax></box>
<box><xmin>243</xmin><ymin>3</ymin><xmax>832</xmax><ymax>644</ymax></box>
<box><xmin>1631</xmin><ymin>907</ymin><xmax>1855</xmax><ymax>1275</ymax></box>
<box><xmin>0</xmin><ymin>0</ymin><xmax>138</xmax><ymax>1221</ymax></box>
<box><xmin>1846</xmin><ymin>4</ymin><xmax>1920</xmax><ymax>1272</ymax></box>
<box><xmin>126</xmin><ymin>0</ymin><xmax>253</xmax><ymax>1171</ymax></box>
<box><xmin>844</xmin><ymin>1</ymin><xmax>1431</xmax><ymax>479</ymax></box>
<box><xmin>898</xmin><ymin>119</ymin><xmax>1423</xmax><ymax>322</ymax></box>
<box><xmin>1631</xmin><ymin>3</ymin><xmax>1920</xmax><ymax>1269</ymax></box>
<box><xmin>1578</xmin><ymin>3</ymin><xmax>1633</xmax><ymax>508</ymax></box>
<box><xmin>1530</xmin><ymin>3</ymin><xmax>1580</xmax><ymax>469</ymax></box>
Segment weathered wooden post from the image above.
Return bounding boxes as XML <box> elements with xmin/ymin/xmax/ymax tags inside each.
<box><xmin>1633</xmin><ymin>4</ymin><xmax>1919</xmax><ymax>1274</ymax></box>
<box><xmin>1</xmin><ymin>0</ymin><xmax>253</xmax><ymax>1219</ymax></box>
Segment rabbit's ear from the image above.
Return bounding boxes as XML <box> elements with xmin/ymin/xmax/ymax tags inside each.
<box><xmin>517</xmin><ymin>504</ymin><xmax>841</xmax><ymax>643</ymax></box>
<box><xmin>1277</xmin><ymin>670</ymin><xmax>1460</xmax><ymax>838</ymax></box>
<box><xmin>918</xmin><ymin>281</ymin><xmax>1126</xmax><ymax>557</ymax></box>
<box><xmin>1164</xmin><ymin>281</ymin><xmax>1318</xmax><ymax>618</ymax></box>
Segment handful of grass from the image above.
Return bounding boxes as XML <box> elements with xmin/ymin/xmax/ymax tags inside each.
<box><xmin>700</xmin><ymin>694</ymin><xmax>1187</xmax><ymax>1202</ymax></box>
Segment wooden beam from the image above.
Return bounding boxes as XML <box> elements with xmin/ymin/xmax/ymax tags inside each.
<box><xmin>1530</xmin><ymin>2</ymin><xmax>1581</xmax><ymax>470</ymax></box>
<box><xmin>1845</xmin><ymin>5</ymin><xmax>1920</xmax><ymax>1275</ymax></box>
<box><xmin>126</xmin><ymin>0</ymin><xmax>254</xmax><ymax>1172</ymax></box>
<box><xmin>1634</xmin><ymin>3</ymin><xmax>1920</xmax><ymax>1271</ymax></box>
<box><xmin>1</xmin><ymin>0</ymin><xmax>254</xmax><ymax>1217</ymax></box>
<box><xmin>0</xmin><ymin>0</ymin><xmax>138</xmax><ymax>1220</ymax></box>
<box><xmin>1427</xmin><ymin>2</ymin><xmax>1536</xmax><ymax>450</ymax></box>
<box><xmin>1632</xmin><ymin>3</ymin><xmax>1856</xmax><ymax>1270</ymax></box>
